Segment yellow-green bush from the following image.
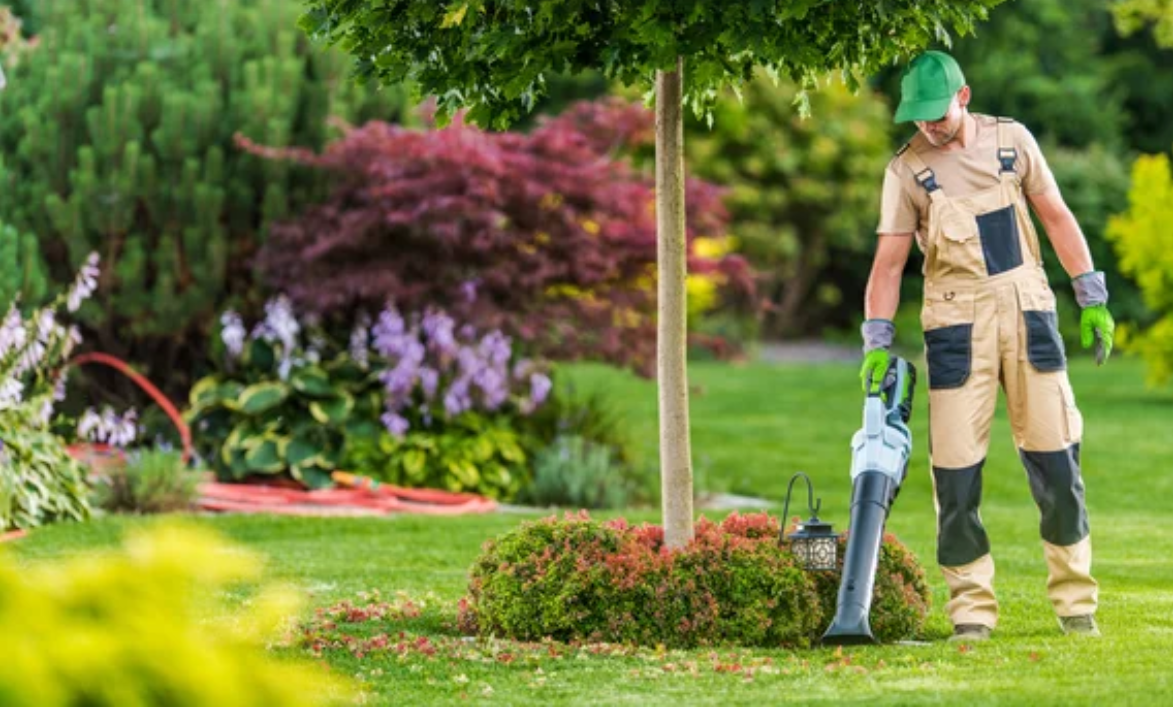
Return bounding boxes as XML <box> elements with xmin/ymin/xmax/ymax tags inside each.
<box><xmin>1106</xmin><ymin>153</ymin><xmax>1173</xmax><ymax>385</ymax></box>
<box><xmin>0</xmin><ymin>524</ymin><xmax>354</xmax><ymax>706</ymax></box>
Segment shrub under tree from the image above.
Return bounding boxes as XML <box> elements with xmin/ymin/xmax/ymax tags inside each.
<box><xmin>460</xmin><ymin>512</ymin><xmax>930</xmax><ymax>648</ymax></box>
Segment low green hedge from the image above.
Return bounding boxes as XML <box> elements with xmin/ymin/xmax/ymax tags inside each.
<box><xmin>460</xmin><ymin>512</ymin><xmax>930</xmax><ymax>648</ymax></box>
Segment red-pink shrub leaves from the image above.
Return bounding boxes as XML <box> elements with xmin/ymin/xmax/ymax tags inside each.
<box><xmin>461</xmin><ymin>512</ymin><xmax>931</xmax><ymax>648</ymax></box>
<box><xmin>238</xmin><ymin>99</ymin><xmax>753</xmax><ymax>376</ymax></box>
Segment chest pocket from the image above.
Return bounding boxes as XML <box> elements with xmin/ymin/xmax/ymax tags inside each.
<box><xmin>937</xmin><ymin>201</ymin><xmax>979</xmax><ymax>243</ymax></box>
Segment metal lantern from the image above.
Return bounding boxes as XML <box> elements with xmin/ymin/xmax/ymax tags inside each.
<box><xmin>779</xmin><ymin>472</ymin><xmax>838</xmax><ymax>571</ymax></box>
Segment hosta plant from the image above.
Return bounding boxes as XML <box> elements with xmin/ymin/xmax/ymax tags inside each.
<box><xmin>0</xmin><ymin>255</ymin><xmax>99</xmax><ymax>531</ymax></box>
<box><xmin>187</xmin><ymin>297</ymin><xmax>552</xmax><ymax>495</ymax></box>
<box><xmin>186</xmin><ymin>297</ymin><xmax>383</xmax><ymax>489</ymax></box>
<box><xmin>341</xmin><ymin>411</ymin><xmax>529</xmax><ymax>499</ymax></box>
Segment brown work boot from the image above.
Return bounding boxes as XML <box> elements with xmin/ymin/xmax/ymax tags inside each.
<box><xmin>1059</xmin><ymin>614</ymin><xmax>1101</xmax><ymax>637</ymax></box>
<box><xmin>948</xmin><ymin>623</ymin><xmax>991</xmax><ymax>642</ymax></box>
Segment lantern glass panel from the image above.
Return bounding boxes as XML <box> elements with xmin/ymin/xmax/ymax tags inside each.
<box><xmin>791</xmin><ymin>537</ymin><xmax>813</xmax><ymax>569</ymax></box>
<box><xmin>809</xmin><ymin>536</ymin><xmax>838</xmax><ymax>571</ymax></box>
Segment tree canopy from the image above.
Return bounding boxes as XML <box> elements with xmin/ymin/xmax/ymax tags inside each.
<box><xmin>301</xmin><ymin>0</ymin><xmax>1003</xmax><ymax>129</ymax></box>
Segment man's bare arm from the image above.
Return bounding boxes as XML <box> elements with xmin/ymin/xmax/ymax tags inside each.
<box><xmin>865</xmin><ymin>233</ymin><xmax>915</xmax><ymax>321</ymax></box>
<box><xmin>1027</xmin><ymin>189</ymin><xmax>1095</xmax><ymax>277</ymax></box>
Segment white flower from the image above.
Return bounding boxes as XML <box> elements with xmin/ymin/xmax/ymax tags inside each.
<box><xmin>63</xmin><ymin>326</ymin><xmax>83</xmax><ymax>358</ymax></box>
<box><xmin>258</xmin><ymin>295</ymin><xmax>301</xmax><ymax>353</ymax></box>
<box><xmin>77</xmin><ymin>408</ymin><xmax>102</xmax><ymax>439</ymax></box>
<box><xmin>220</xmin><ymin>310</ymin><xmax>246</xmax><ymax>359</ymax></box>
<box><xmin>0</xmin><ymin>306</ymin><xmax>25</xmax><ymax>360</ymax></box>
<box><xmin>78</xmin><ymin>406</ymin><xmax>138</xmax><ymax>448</ymax></box>
<box><xmin>0</xmin><ymin>377</ymin><xmax>24</xmax><ymax>410</ymax></box>
<box><xmin>15</xmin><ymin>339</ymin><xmax>46</xmax><ymax>377</ymax></box>
<box><xmin>37</xmin><ymin>398</ymin><xmax>54</xmax><ymax>426</ymax></box>
<box><xmin>36</xmin><ymin>309</ymin><xmax>57</xmax><ymax>343</ymax></box>
<box><xmin>349</xmin><ymin>313</ymin><xmax>371</xmax><ymax>369</ymax></box>
<box><xmin>66</xmin><ymin>252</ymin><xmax>101</xmax><ymax>312</ymax></box>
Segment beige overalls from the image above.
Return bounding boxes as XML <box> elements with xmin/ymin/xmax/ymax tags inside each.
<box><xmin>899</xmin><ymin>118</ymin><xmax>1096</xmax><ymax>629</ymax></box>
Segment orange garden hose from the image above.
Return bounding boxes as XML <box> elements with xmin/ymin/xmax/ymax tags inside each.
<box><xmin>197</xmin><ymin>475</ymin><xmax>497</xmax><ymax>516</ymax></box>
<box><xmin>60</xmin><ymin>352</ymin><xmax>496</xmax><ymax>516</ymax></box>
<box><xmin>68</xmin><ymin>352</ymin><xmax>194</xmax><ymax>465</ymax></box>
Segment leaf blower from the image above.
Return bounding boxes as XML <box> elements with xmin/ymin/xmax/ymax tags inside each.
<box><xmin>822</xmin><ymin>356</ymin><xmax>917</xmax><ymax>646</ymax></box>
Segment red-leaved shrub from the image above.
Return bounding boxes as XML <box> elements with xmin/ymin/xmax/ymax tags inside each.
<box><xmin>460</xmin><ymin>512</ymin><xmax>931</xmax><ymax>648</ymax></box>
<box><xmin>810</xmin><ymin>531</ymin><xmax>933</xmax><ymax>644</ymax></box>
<box><xmin>238</xmin><ymin>99</ymin><xmax>753</xmax><ymax>376</ymax></box>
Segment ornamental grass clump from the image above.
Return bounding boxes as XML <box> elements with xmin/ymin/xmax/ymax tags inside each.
<box><xmin>461</xmin><ymin>512</ymin><xmax>931</xmax><ymax>648</ymax></box>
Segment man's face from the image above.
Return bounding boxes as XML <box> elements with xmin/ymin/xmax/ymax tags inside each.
<box><xmin>915</xmin><ymin>90</ymin><xmax>968</xmax><ymax>147</ymax></box>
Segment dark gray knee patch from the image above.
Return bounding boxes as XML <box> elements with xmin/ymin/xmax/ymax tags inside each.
<box><xmin>1020</xmin><ymin>445</ymin><xmax>1089</xmax><ymax>546</ymax></box>
<box><xmin>934</xmin><ymin>461</ymin><xmax>990</xmax><ymax>566</ymax></box>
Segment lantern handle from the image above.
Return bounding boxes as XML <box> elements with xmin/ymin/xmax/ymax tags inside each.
<box><xmin>780</xmin><ymin>471</ymin><xmax>821</xmax><ymax>537</ymax></box>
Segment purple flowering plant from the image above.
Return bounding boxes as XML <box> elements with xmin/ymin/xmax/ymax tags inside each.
<box><xmin>189</xmin><ymin>294</ymin><xmax>552</xmax><ymax>494</ymax></box>
<box><xmin>369</xmin><ymin>305</ymin><xmax>552</xmax><ymax>438</ymax></box>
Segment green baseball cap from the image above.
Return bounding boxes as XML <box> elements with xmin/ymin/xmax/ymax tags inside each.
<box><xmin>894</xmin><ymin>51</ymin><xmax>966</xmax><ymax>123</ymax></box>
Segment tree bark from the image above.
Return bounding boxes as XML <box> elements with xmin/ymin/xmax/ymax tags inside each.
<box><xmin>655</xmin><ymin>57</ymin><xmax>694</xmax><ymax>550</ymax></box>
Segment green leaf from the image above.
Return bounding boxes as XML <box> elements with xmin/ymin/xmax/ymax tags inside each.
<box><xmin>497</xmin><ymin>436</ymin><xmax>526</xmax><ymax>464</ymax></box>
<box><xmin>309</xmin><ymin>394</ymin><xmax>354</xmax><ymax>426</ymax></box>
<box><xmin>245</xmin><ymin>338</ymin><xmax>276</xmax><ymax>371</ymax></box>
<box><xmin>189</xmin><ymin>376</ymin><xmax>243</xmax><ymax>411</ymax></box>
<box><xmin>238</xmin><ymin>382</ymin><xmax>290</xmax><ymax>415</ymax></box>
<box><xmin>244</xmin><ymin>439</ymin><xmax>284</xmax><ymax>473</ymax></box>
<box><xmin>402</xmin><ymin>449</ymin><xmax>428</xmax><ymax>482</ymax></box>
<box><xmin>293</xmin><ymin>464</ymin><xmax>335</xmax><ymax>489</ymax></box>
<box><xmin>291</xmin><ymin>365</ymin><xmax>335</xmax><ymax>398</ymax></box>
<box><xmin>441</xmin><ymin>3</ymin><xmax>468</xmax><ymax>28</ymax></box>
<box><xmin>447</xmin><ymin>459</ymin><xmax>479</xmax><ymax>488</ymax></box>
<box><xmin>471</xmin><ymin>435</ymin><xmax>494</xmax><ymax>462</ymax></box>
<box><xmin>286</xmin><ymin>435</ymin><xmax>322</xmax><ymax>468</ymax></box>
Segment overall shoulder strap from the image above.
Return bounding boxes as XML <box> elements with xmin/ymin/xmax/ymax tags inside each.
<box><xmin>996</xmin><ymin>117</ymin><xmax>1018</xmax><ymax>175</ymax></box>
<box><xmin>896</xmin><ymin>142</ymin><xmax>945</xmax><ymax>199</ymax></box>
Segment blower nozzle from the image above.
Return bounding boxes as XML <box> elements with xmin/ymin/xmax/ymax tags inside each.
<box><xmin>822</xmin><ymin>356</ymin><xmax>916</xmax><ymax>646</ymax></box>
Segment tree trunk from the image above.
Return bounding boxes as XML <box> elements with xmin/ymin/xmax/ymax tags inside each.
<box><xmin>655</xmin><ymin>57</ymin><xmax>694</xmax><ymax>550</ymax></box>
<box><xmin>771</xmin><ymin>231</ymin><xmax>824</xmax><ymax>336</ymax></box>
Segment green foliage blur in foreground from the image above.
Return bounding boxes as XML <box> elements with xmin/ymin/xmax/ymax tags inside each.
<box><xmin>11</xmin><ymin>358</ymin><xmax>1173</xmax><ymax>705</ymax></box>
<box><xmin>1</xmin><ymin>523</ymin><xmax>352</xmax><ymax>706</ymax></box>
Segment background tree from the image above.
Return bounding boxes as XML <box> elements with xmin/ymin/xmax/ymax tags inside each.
<box><xmin>676</xmin><ymin>74</ymin><xmax>893</xmax><ymax>338</ymax></box>
<box><xmin>1113</xmin><ymin>0</ymin><xmax>1173</xmax><ymax>47</ymax></box>
<box><xmin>872</xmin><ymin>0</ymin><xmax>1127</xmax><ymax>150</ymax></box>
<box><xmin>302</xmin><ymin>0</ymin><xmax>1002</xmax><ymax>547</ymax></box>
<box><xmin>0</xmin><ymin>0</ymin><xmax>410</xmax><ymax>397</ymax></box>
<box><xmin>1106</xmin><ymin>154</ymin><xmax>1173</xmax><ymax>386</ymax></box>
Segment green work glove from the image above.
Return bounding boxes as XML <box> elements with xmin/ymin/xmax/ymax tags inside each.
<box><xmin>1080</xmin><ymin>304</ymin><xmax>1115</xmax><ymax>366</ymax></box>
<box><xmin>1072</xmin><ymin>271</ymin><xmax>1113</xmax><ymax>366</ymax></box>
<box><xmin>860</xmin><ymin>348</ymin><xmax>891</xmax><ymax>394</ymax></box>
<box><xmin>859</xmin><ymin>319</ymin><xmax>895</xmax><ymax>394</ymax></box>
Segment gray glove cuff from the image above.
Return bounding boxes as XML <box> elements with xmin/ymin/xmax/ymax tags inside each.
<box><xmin>861</xmin><ymin>319</ymin><xmax>895</xmax><ymax>353</ymax></box>
<box><xmin>1072</xmin><ymin>271</ymin><xmax>1108</xmax><ymax>308</ymax></box>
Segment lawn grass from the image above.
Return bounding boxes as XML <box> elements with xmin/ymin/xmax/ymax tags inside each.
<box><xmin>8</xmin><ymin>355</ymin><xmax>1173</xmax><ymax>705</ymax></box>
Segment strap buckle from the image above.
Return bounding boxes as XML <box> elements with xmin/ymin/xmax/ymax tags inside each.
<box><xmin>914</xmin><ymin>168</ymin><xmax>940</xmax><ymax>193</ymax></box>
<box><xmin>998</xmin><ymin>147</ymin><xmax>1018</xmax><ymax>173</ymax></box>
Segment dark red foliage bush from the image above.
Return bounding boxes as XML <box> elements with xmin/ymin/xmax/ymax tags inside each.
<box><xmin>459</xmin><ymin>512</ymin><xmax>931</xmax><ymax>648</ymax></box>
<box><xmin>239</xmin><ymin>99</ymin><xmax>752</xmax><ymax>375</ymax></box>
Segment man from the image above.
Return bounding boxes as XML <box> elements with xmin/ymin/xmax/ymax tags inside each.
<box><xmin>860</xmin><ymin>51</ymin><xmax>1115</xmax><ymax>642</ymax></box>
